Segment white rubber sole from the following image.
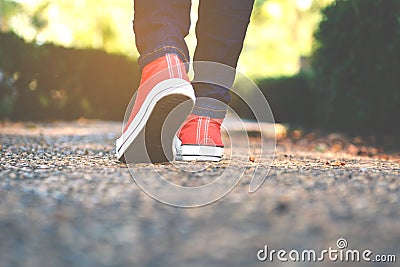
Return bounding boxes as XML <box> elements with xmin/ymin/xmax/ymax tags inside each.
<box><xmin>174</xmin><ymin>137</ymin><xmax>224</xmax><ymax>162</ymax></box>
<box><xmin>116</xmin><ymin>78</ymin><xmax>195</xmax><ymax>163</ymax></box>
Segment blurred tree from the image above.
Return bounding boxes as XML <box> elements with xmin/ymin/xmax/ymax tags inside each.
<box><xmin>6</xmin><ymin>0</ymin><xmax>133</xmax><ymax>55</ymax></box>
<box><xmin>0</xmin><ymin>0</ymin><xmax>21</xmax><ymax>31</ymax></box>
<box><xmin>30</xmin><ymin>2</ymin><xmax>49</xmax><ymax>40</ymax></box>
<box><xmin>0</xmin><ymin>31</ymin><xmax>140</xmax><ymax>120</ymax></box>
<box><xmin>312</xmin><ymin>0</ymin><xmax>400</xmax><ymax>134</ymax></box>
<box><xmin>240</xmin><ymin>0</ymin><xmax>334</xmax><ymax>77</ymax></box>
<box><xmin>4</xmin><ymin>0</ymin><xmax>333</xmax><ymax>78</ymax></box>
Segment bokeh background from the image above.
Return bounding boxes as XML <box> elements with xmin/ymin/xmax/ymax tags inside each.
<box><xmin>0</xmin><ymin>0</ymin><xmax>399</xmax><ymax>135</ymax></box>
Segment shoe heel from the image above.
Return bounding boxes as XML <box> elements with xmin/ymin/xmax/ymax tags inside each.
<box><xmin>145</xmin><ymin>94</ymin><xmax>194</xmax><ymax>163</ymax></box>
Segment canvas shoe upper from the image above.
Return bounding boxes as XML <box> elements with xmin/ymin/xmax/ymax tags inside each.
<box><xmin>175</xmin><ymin>115</ymin><xmax>224</xmax><ymax>161</ymax></box>
<box><xmin>116</xmin><ymin>54</ymin><xmax>195</xmax><ymax>163</ymax></box>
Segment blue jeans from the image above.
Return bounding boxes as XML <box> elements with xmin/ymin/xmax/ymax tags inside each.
<box><xmin>133</xmin><ymin>0</ymin><xmax>255</xmax><ymax>118</ymax></box>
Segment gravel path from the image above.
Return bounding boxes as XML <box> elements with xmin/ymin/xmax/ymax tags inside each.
<box><xmin>0</xmin><ymin>120</ymin><xmax>399</xmax><ymax>267</ymax></box>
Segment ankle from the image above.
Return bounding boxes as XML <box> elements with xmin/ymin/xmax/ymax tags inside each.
<box><xmin>184</xmin><ymin>114</ymin><xmax>223</xmax><ymax>125</ymax></box>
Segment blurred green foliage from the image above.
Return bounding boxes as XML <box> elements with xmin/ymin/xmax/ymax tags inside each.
<box><xmin>1</xmin><ymin>0</ymin><xmax>334</xmax><ymax>78</ymax></box>
<box><xmin>0</xmin><ymin>31</ymin><xmax>140</xmax><ymax>120</ymax></box>
<box><xmin>236</xmin><ymin>0</ymin><xmax>400</xmax><ymax>135</ymax></box>
<box><xmin>0</xmin><ymin>0</ymin><xmax>21</xmax><ymax>31</ymax></box>
<box><xmin>229</xmin><ymin>72</ymin><xmax>314</xmax><ymax>127</ymax></box>
<box><xmin>1</xmin><ymin>0</ymin><xmax>399</xmax><ymax>136</ymax></box>
<box><xmin>257</xmin><ymin>73</ymin><xmax>314</xmax><ymax>126</ymax></box>
<box><xmin>242</xmin><ymin>0</ymin><xmax>334</xmax><ymax>77</ymax></box>
<box><xmin>312</xmin><ymin>0</ymin><xmax>400</xmax><ymax>134</ymax></box>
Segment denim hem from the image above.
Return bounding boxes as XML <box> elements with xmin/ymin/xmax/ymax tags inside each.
<box><xmin>191</xmin><ymin>97</ymin><xmax>228</xmax><ymax>119</ymax></box>
<box><xmin>191</xmin><ymin>107</ymin><xmax>227</xmax><ymax>119</ymax></box>
<box><xmin>138</xmin><ymin>45</ymin><xmax>190</xmax><ymax>72</ymax></box>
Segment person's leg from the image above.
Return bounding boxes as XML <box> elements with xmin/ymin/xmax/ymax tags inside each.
<box><xmin>133</xmin><ymin>0</ymin><xmax>191</xmax><ymax>70</ymax></box>
<box><xmin>192</xmin><ymin>0</ymin><xmax>255</xmax><ymax>117</ymax></box>
<box><xmin>176</xmin><ymin>0</ymin><xmax>255</xmax><ymax>161</ymax></box>
<box><xmin>116</xmin><ymin>0</ymin><xmax>195</xmax><ymax>163</ymax></box>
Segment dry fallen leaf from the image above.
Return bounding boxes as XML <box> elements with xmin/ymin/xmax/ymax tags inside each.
<box><xmin>377</xmin><ymin>154</ymin><xmax>389</xmax><ymax>160</ymax></box>
<box><xmin>347</xmin><ymin>144</ymin><xmax>359</xmax><ymax>155</ymax></box>
<box><xmin>291</xmin><ymin>130</ymin><xmax>302</xmax><ymax>139</ymax></box>
<box><xmin>353</xmin><ymin>136</ymin><xmax>363</xmax><ymax>144</ymax></box>
<box><xmin>326</xmin><ymin>161</ymin><xmax>346</xmax><ymax>166</ymax></box>
<box><xmin>330</xmin><ymin>143</ymin><xmax>343</xmax><ymax>152</ymax></box>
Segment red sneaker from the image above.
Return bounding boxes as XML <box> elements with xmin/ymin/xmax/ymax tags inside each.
<box><xmin>116</xmin><ymin>54</ymin><xmax>195</xmax><ymax>163</ymax></box>
<box><xmin>175</xmin><ymin>115</ymin><xmax>224</xmax><ymax>161</ymax></box>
